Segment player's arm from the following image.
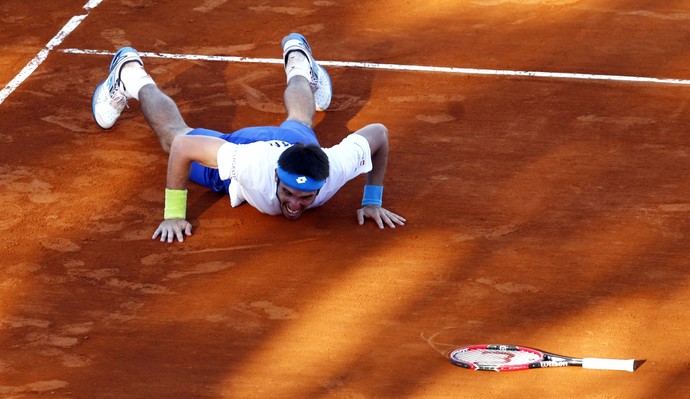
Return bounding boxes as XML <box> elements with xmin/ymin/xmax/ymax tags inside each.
<box><xmin>353</xmin><ymin>123</ymin><xmax>406</xmax><ymax>229</ymax></box>
<box><xmin>152</xmin><ymin>135</ymin><xmax>226</xmax><ymax>243</ymax></box>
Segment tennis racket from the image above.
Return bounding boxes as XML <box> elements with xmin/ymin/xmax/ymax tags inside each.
<box><xmin>449</xmin><ymin>344</ymin><xmax>636</xmax><ymax>372</ymax></box>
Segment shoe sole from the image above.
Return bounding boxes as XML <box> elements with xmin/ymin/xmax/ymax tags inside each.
<box><xmin>314</xmin><ymin>64</ymin><xmax>332</xmax><ymax>111</ymax></box>
<box><xmin>91</xmin><ymin>81</ymin><xmax>111</xmax><ymax>129</ymax></box>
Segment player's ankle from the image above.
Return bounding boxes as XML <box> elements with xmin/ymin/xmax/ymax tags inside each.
<box><xmin>120</xmin><ymin>63</ymin><xmax>155</xmax><ymax>100</ymax></box>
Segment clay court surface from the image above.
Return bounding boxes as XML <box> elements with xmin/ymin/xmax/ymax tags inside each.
<box><xmin>1</xmin><ymin>0</ymin><xmax>690</xmax><ymax>397</ymax></box>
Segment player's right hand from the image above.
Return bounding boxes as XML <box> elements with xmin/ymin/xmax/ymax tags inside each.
<box><xmin>152</xmin><ymin>219</ymin><xmax>193</xmax><ymax>243</ymax></box>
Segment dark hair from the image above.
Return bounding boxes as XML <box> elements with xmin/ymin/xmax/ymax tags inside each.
<box><xmin>277</xmin><ymin>143</ymin><xmax>330</xmax><ymax>181</ymax></box>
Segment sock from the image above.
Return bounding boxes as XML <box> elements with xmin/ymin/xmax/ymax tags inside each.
<box><xmin>285</xmin><ymin>51</ymin><xmax>312</xmax><ymax>84</ymax></box>
<box><xmin>120</xmin><ymin>63</ymin><xmax>156</xmax><ymax>100</ymax></box>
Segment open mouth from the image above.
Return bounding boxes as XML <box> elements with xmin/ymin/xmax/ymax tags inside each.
<box><xmin>283</xmin><ymin>204</ymin><xmax>303</xmax><ymax>219</ymax></box>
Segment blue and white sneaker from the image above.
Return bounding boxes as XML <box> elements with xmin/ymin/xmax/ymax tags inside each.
<box><xmin>281</xmin><ymin>33</ymin><xmax>332</xmax><ymax>111</ymax></box>
<box><xmin>92</xmin><ymin>47</ymin><xmax>143</xmax><ymax>129</ymax></box>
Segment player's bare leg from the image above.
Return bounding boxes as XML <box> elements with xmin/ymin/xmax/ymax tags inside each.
<box><xmin>137</xmin><ymin>86</ymin><xmax>192</xmax><ymax>153</ymax></box>
<box><xmin>119</xmin><ymin>63</ymin><xmax>191</xmax><ymax>153</ymax></box>
<box><xmin>281</xmin><ymin>33</ymin><xmax>332</xmax><ymax>125</ymax></box>
<box><xmin>284</xmin><ymin>52</ymin><xmax>317</xmax><ymax>127</ymax></box>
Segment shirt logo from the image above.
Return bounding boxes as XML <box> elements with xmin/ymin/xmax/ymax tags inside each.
<box><xmin>268</xmin><ymin>140</ymin><xmax>291</xmax><ymax>147</ymax></box>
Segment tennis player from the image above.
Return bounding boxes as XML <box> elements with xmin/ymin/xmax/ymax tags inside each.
<box><xmin>91</xmin><ymin>33</ymin><xmax>405</xmax><ymax>243</ymax></box>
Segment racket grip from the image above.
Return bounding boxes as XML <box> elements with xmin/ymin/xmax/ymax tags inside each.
<box><xmin>582</xmin><ymin>358</ymin><xmax>636</xmax><ymax>372</ymax></box>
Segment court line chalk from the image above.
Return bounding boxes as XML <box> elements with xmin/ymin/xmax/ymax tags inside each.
<box><xmin>60</xmin><ymin>48</ymin><xmax>690</xmax><ymax>87</ymax></box>
<box><xmin>0</xmin><ymin>0</ymin><xmax>103</xmax><ymax>106</ymax></box>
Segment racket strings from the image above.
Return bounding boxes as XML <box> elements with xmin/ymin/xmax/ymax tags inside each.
<box><xmin>453</xmin><ymin>349</ymin><xmax>541</xmax><ymax>366</ymax></box>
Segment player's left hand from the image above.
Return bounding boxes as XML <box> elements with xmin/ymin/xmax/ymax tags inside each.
<box><xmin>356</xmin><ymin>205</ymin><xmax>406</xmax><ymax>229</ymax></box>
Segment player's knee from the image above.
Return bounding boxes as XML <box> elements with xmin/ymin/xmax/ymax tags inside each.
<box><xmin>370</xmin><ymin>123</ymin><xmax>389</xmax><ymax>143</ymax></box>
<box><xmin>159</xmin><ymin>127</ymin><xmax>192</xmax><ymax>153</ymax></box>
<box><xmin>371</xmin><ymin>123</ymin><xmax>388</xmax><ymax>136</ymax></box>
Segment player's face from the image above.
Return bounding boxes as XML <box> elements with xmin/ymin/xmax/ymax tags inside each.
<box><xmin>275</xmin><ymin>180</ymin><xmax>318</xmax><ymax>221</ymax></box>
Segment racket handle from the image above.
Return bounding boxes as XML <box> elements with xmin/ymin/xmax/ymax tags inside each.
<box><xmin>582</xmin><ymin>357</ymin><xmax>636</xmax><ymax>372</ymax></box>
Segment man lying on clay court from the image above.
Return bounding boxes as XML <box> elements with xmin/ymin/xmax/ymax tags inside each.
<box><xmin>91</xmin><ymin>33</ymin><xmax>406</xmax><ymax>243</ymax></box>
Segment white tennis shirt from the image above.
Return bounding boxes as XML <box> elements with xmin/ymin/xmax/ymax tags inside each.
<box><xmin>216</xmin><ymin>133</ymin><xmax>372</xmax><ymax>215</ymax></box>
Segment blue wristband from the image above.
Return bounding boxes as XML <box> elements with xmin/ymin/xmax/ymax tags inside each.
<box><xmin>362</xmin><ymin>185</ymin><xmax>383</xmax><ymax>207</ymax></box>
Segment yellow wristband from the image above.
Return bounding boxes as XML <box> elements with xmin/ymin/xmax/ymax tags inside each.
<box><xmin>164</xmin><ymin>188</ymin><xmax>187</xmax><ymax>219</ymax></box>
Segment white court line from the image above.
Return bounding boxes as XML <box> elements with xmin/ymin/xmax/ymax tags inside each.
<box><xmin>60</xmin><ymin>48</ymin><xmax>690</xmax><ymax>87</ymax></box>
<box><xmin>0</xmin><ymin>0</ymin><xmax>104</xmax><ymax>106</ymax></box>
